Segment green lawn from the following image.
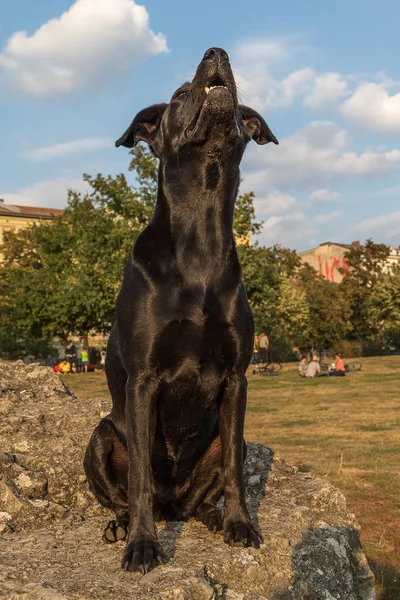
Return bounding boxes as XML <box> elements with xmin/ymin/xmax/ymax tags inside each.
<box><xmin>65</xmin><ymin>355</ymin><xmax>400</xmax><ymax>599</ymax></box>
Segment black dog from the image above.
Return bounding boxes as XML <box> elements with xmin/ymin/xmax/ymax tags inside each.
<box><xmin>84</xmin><ymin>47</ymin><xmax>278</xmax><ymax>574</ymax></box>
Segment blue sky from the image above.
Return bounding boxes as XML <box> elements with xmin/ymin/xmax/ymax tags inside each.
<box><xmin>1</xmin><ymin>0</ymin><xmax>400</xmax><ymax>251</ymax></box>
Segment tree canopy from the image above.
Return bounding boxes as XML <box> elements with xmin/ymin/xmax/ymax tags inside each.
<box><xmin>0</xmin><ymin>146</ymin><xmax>398</xmax><ymax>360</ymax></box>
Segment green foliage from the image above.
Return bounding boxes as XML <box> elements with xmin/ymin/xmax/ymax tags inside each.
<box><xmin>341</xmin><ymin>239</ymin><xmax>393</xmax><ymax>340</ymax></box>
<box><xmin>233</xmin><ymin>191</ymin><xmax>262</xmax><ymax>239</ymax></box>
<box><xmin>366</xmin><ymin>265</ymin><xmax>400</xmax><ymax>344</ymax></box>
<box><xmin>297</xmin><ymin>266</ymin><xmax>353</xmax><ymax>350</ymax></box>
<box><xmin>0</xmin><ymin>146</ymin><xmax>158</xmax><ymax>359</ymax></box>
<box><xmin>1</xmin><ymin>144</ymin><xmax>398</xmax><ymax>360</ymax></box>
<box><xmin>273</xmin><ymin>276</ymin><xmax>309</xmax><ymax>343</ymax></box>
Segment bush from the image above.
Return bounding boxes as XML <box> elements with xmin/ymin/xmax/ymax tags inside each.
<box><xmin>361</xmin><ymin>340</ymin><xmax>389</xmax><ymax>357</ymax></box>
<box><xmin>270</xmin><ymin>335</ymin><xmax>298</xmax><ymax>363</ymax></box>
<box><xmin>332</xmin><ymin>340</ymin><xmax>363</xmax><ymax>358</ymax></box>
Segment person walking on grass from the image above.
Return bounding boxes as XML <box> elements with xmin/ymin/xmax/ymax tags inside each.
<box><xmin>65</xmin><ymin>340</ymin><xmax>78</xmax><ymax>373</ymax></box>
<box><xmin>81</xmin><ymin>347</ymin><xmax>89</xmax><ymax>373</ymax></box>
<box><xmin>258</xmin><ymin>331</ymin><xmax>269</xmax><ymax>364</ymax></box>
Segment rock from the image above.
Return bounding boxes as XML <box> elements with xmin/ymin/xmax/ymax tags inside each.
<box><xmin>247</xmin><ymin>474</ymin><xmax>261</xmax><ymax>486</ymax></box>
<box><xmin>0</xmin><ymin>481</ymin><xmax>23</xmax><ymax>514</ymax></box>
<box><xmin>14</xmin><ymin>440</ymin><xmax>29</xmax><ymax>453</ymax></box>
<box><xmin>0</xmin><ymin>511</ymin><xmax>13</xmax><ymax>533</ymax></box>
<box><xmin>16</xmin><ymin>473</ymin><xmax>33</xmax><ymax>490</ymax></box>
<box><xmin>0</xmin><ymin>359</ymin><xmax>375</xmax><ymax>599</ymax></box>
<box><xmin>0</xmin><ymin>582</ymin><xmax>68</xmax><ymax>599</ymax></box>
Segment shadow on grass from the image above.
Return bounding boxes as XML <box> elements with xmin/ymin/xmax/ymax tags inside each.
<box><xmin>369</xmin><ymin>560</ymin><xmax>400</xmax><ymax>600</ymax></box>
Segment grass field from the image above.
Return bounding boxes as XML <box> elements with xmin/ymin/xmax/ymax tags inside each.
<box><xmin>66</xmin><ymin>355</ymin><xmax>400</xmax><ymax>599</ymax></box>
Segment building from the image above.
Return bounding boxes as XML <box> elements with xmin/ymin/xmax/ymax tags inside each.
<box><xmin>0</xmin><ymin>199</ymin><xmax>63</xmax><ymax>259</ymax></box>
<box><xmin>298</xmin><ymin>241</ymin><xmax>400</xmax><ymax>283</ymax></box>
<box><xmin>298</xmin><ymin>241</ymin><xmax>352</xmax><ymax>283</ymax></box>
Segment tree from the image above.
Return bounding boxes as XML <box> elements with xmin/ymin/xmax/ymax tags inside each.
<box><xmin>297</xmin><ymin>265</ymin><xmax>352</xmax><ymax>350</ymax></box>
<box><xmin>0</xmin><ymin>145</ymin><xmax>306</xmax><ymax>359</ymax></box>
<box><xmin>0</xmin><ymin>147</ymin><xmax>158</xmax><ymax>358</ymax></box>
<box><xmin>273</xmin><ymin>276</ymin><xmax>310</xmax><ymax>343</ymax></box>
<box><xmin>367</xmin><ymin>266</ymin><xmax>400</xmax><ymax>346</ymax></box>
<box><xmin>341</xmin><ymin>239</ymin><xmax>392</xmax><ymax>340</ymax></box>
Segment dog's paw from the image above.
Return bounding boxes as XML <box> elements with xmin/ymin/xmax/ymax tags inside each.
<box><xmin>102</xmin><ymin>519</ymin><xmax>128</xmax><ymax>544</ymax></box>
<box><xmin>195</xmin><ymin>503</ymin><xmax>223</xmax><ymax>533</ymax></box>
<box><xmin>122</xmin><ymin>537</ymin><xmax>167</xmax><ymax>574</ymax></box>
<box><xmin>223</xmin><ymin>518</ymin><xmax>263</xmax><ymax>548</ymax></box>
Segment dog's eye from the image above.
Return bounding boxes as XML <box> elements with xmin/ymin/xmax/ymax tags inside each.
<box><xmin>173</xmin><ymin>90</ymin><xmax>188</xmax><ymax>100</ymax></box>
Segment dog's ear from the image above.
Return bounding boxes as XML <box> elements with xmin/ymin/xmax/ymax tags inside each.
<box><xmin>115</xmin><ymin>103</ymin><xmax>168</xmax><ymax>148</ymax></box>
<box><xmin>239</xmin><ymin>105</ymin><xmax>278</xmax><ymax>145</ymax></box>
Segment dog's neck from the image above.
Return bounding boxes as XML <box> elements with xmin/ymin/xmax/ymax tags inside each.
<box><xmin>157</xmin><ymin>151</ymin><xmax>242</xmax><ymax>237</ymax></box>
<box><xmin>152</xmin><ymin>156</ymin><xmax>241</xmax><ymax>272</ymax></box>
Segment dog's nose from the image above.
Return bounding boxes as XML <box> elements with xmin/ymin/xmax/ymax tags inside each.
<box><xmin>203</xmin><ymin>48</ymin><xmax>230</xmax><ymax>64</ymax></box>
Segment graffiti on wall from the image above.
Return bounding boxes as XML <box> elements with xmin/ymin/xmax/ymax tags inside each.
<box><xmin>316</xmin><ymin>254</ymin><xmax>350</xmax><ymax>282</ymax></box>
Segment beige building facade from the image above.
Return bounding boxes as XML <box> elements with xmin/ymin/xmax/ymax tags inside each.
<box><xmin>0</xmin><ymin>199</ymin><xmax>63</xmax><ymax>259</ymax></box>
<box><xmin>299</xmin><ymin>241</ymin><xmax>400</xmax><ymax>283</ymax></box>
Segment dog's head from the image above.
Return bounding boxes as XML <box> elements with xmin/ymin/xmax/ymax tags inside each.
<box><xmin>116</xmin><ymin>48</ymin><xmax>278</xmax><ymax>161</ymax></box>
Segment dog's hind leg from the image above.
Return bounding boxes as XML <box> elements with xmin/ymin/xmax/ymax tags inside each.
<box><xmin>83</xmin><ymin>418</ymin><xmax>129</xmax><ymax>543</ymax></box>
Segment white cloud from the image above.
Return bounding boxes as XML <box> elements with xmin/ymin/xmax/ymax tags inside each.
<box><xmin>232</xmin><ymin>37</ymin><xmax>351</xmax><ymax>113</ymax></box>
<box><xmin>356</xmin><ymin>209</ymin><xmax>400</xmax><ymax>240</ymax></box>
<box><xmin>235</xmin><ymin>64</ymin><xmax>315</xmax><ymax>112</ymax></box>
<box><xmin>234</xmin><ymin>39</ymin><xmax>296</xmax><ymax>64</ymax></box>
<box><xmin>23</xmin><ymin>137</ymin><xmax>113</xmax><ymax>161</ymax></box>
<box><xmin>243</xmin><ymin>121</ymin><xmax>400</xmax><ymax>194</ymax></box>
<box><xmin>341</xmin><ymin>82</ymin><xmax>400</xmax><ymax>134</ymax></box>
<box><xmin>314</xmin><ymin>210</ymin><xmax>343</xmax><ymax>223</ymax></box>
<box><xmin>259</xmin><ymin>212</ymin><xmax>316</xmax><ymax>247</ymax></box>
<box><xmin>0</xmin><ymin>0</ymin><xmax>168</xmax><ymax>97</ymax></box>
<box><xmin>309</xmin><ymin>189</ymin><xmax>341</xmax><ymax>203</ymax></box>
<box><xmin>255</xmin><ymin>191</ymin><xmax>297</xmax><ymax>215</ymax></box>
<box><xmin>303</xmin><ymin>72</ymin><xmax>348</xmax><ymax>110</ymax></box>
<box><xmin>232</xmin><ymin>37</ymin><xmax>316</xmax><ymax>111</ymax></box>
<box><xmin>1</xmin><ymin>178</ymin><xmax>91</xmax><ymax>208</ymax></box>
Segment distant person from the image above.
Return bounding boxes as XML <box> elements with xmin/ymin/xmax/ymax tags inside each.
<box><xmin>80</xmin><ymin>347</ymin><xmax>89</xmax><ymax>373</ymax></box>
<box><xmin>329</xmin><ymin>353</ymin><xmax>346</xmax><ymax>377</ymax></box>
<box><xmin>298</xmin><ymin>355</ymin><xmax>308</xmax><ymax>377</ymax></box>
<box><xmin>65</xmin><ymin>341</ymin><xmax>77</xmax><ymax>373</ymax></box>
<box><xmin>305</xmin><ymin>355</ymin><xmax>321</xmax><ymax>378</ymax></box>
<box><xmin>258</xmin><ymin>331</ymin><xmax>269</xmax><ymax>363</ymax></box>
<box><xmin>58</xmin><ymin>359</ymin><xmax>71</xmax><ymax>375</ymax></box>
<box><xmin>53</xmin><ymin>362</ymin><xmax>61</xmax><ymax>373</ymax></box>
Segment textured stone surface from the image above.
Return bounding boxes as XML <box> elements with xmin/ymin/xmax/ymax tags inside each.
<box><xmin>0</xmin><ymin>360</ymin><xmax>375</xmax><ymax>599</ymax></box>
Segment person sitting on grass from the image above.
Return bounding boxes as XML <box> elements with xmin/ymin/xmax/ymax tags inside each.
<box><xmin>298</xmin><ymin>355</ymin><xmax>308</xmax><ymax>377</ymax></box>
<box><xmin>58</xmin><ymin>359</ymin><xmax>71</xmax><ymax>375</ymax></box>
<box><xmin>305</xmin><ymin>355</ymin><xmax>321</xmax><ymax>378</ymax></box>
<box><xmin>329</xmin><ymin>353</ymin><xmax>346</xmax><ymax>377</ymax></box>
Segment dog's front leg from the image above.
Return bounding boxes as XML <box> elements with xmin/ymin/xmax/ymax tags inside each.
<box><xmin>219</xmin><ymin>373</ymin><xmax>263</xmax><ymax>548</ymax></box>
<box><xmin>122</xmin><ymin>374</ymin><xmax>165</xmax><ymax>573</ymax></box>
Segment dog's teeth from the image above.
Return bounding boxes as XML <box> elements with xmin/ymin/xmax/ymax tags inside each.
<box><xmin>205</xmin><ymin>85</ymin><xmax>227</xmax><ymax>94</ymax></box>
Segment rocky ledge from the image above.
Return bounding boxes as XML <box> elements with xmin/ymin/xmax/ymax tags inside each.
<box><xmin>0</xmin><ymin>360</ymin><xmax>375</xmax><ymax>599</ymax></box>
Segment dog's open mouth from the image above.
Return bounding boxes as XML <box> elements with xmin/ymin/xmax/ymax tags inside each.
<box><xmin>185</xmin><ymin>77</ymin><xmax>232</xmax><ymax>138</ymax></box>
<box><xmin>204</xmin><ymin>76</ymin><xmax>227</xmax><ymax>95</ymax></box>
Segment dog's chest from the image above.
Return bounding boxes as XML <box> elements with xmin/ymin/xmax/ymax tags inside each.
<box><xmin>152</xmin><ymin>314</ymin><xmax>239</xmax><ymax>378</ymax></box>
